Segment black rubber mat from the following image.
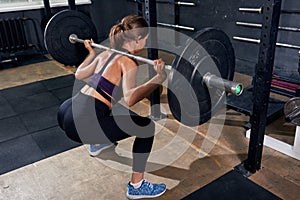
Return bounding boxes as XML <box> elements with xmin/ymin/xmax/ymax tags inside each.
<box><xmin>19</xmin><ymin>106</ymin><xmax>60</xmax><ymax>133</ymax></box>
<box><xmin>41</xmin><ymin>75</ymin><xmax>76</xmax><ymax>90</ymax></box>
<box><xmin>31</xmin><ymin>126</ymin><xmax>79</xmax><ymax>157</ymax></box>
<box><xmin>0</xmin><ymin>135</ymin><xmax>45</xmax><ymax>175</ymax></box>
<box><xmin>0</xmin><ymin>74</ymin><xmax>81</xmax><ymax>175</ymax></box>
<box><xmin>0</xmin><ymin>81</ymin><xmax>47</xmax><ymax>100</ymax></box>
<box><xmin>9</xmin><ymin>92</ymin><xmax>60</xmax><ymax>114</ymax></box>
<box><xmin>0</xmin><ymin>94</ymin><xmax>16</xmax><ymax>120</ymax></box>
<box><xmin>0</xmin><ymin>116</ymin><xmax>28</xmax><ymax>143</ymax></box>
<box><xmin>182</xmin><ymin>170</ymin><xmax>282</xmax><ymax>200</ymax></box>
<box><xmin>51</xmin><ymin>86</ymin><xmax>74</xmax><ymax>103</ymax></box>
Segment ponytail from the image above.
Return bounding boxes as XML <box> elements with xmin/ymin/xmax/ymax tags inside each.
<box><xmin>109</xmin><ymin>15</ymin><xmax>149</xmax><ymax>49</ymax></box>
<box><xmin>109</xmin><ymin>23</ymin><xmax>125</xmax><ymax>49</ymax></box>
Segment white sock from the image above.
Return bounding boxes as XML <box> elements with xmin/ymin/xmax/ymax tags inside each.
<box><xmin>130</xmin><ymin>179</ymin><xmax>144</xmax><ymax>189</ymax></box>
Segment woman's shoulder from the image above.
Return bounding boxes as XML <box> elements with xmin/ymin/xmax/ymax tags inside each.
<box><xmin>116</xmin><ymin>55</ymin><xmax>138</xmax><ymax>67</ymax></box>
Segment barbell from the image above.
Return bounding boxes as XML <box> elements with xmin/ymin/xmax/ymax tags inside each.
<box><xmin>44</xmin><ymin>10</ymin><xmax>243</xmax><ymax>126</ymax></box>
<box><xmin>68</xmin><ymin>33</ymin><xmax>242</xmax><ymax>96</ymax></box>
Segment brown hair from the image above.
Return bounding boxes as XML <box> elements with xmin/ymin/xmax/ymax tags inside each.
<box><xmin>109</xmin><ymin>15</ymin><xmax>149</xmax><ymax>49</ymax></box>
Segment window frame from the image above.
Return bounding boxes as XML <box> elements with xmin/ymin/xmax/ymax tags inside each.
<box><xmin>0</xmin><ymin>0</ymin><xmax>92</xmax><ymax>13</ymax></box>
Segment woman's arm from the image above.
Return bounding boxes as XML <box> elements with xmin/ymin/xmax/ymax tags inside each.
<box><xmin>74</xmin><ymin>39</ymin><xmax>99</xmax><ymax>80</ymax></box>
<box><xmin>122</xmin><ymin>58</ymin><xmax>167</xmax><ymax>107</ymax></box>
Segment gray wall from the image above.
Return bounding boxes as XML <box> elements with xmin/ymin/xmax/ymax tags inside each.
<box><xmin>155</xmin><ymin>0</ymin><xmax>300</xmax><ymax>80</ymax></box>
<box><xmin>89</xmin><ymin>0</ymin><xmax>137</xmax><ymax>41</ymax></box>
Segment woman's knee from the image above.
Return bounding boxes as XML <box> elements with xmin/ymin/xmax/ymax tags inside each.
<box><xmin>134</xmin><ymin>116</ymin><xmax>155</xmax><ymax>138</ymax></box>
<box><xmin>65</xmin><ymin>129</ymin><xmax>82</xmax><ymax>143</ymax></box>
<box><xmin>148</xmin><ymin>119</ymin><xmax>155</xmax><ymax>134</ymax></box>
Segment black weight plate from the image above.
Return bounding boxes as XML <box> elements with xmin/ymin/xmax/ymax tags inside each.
<box><xmin>168</xmin><ymin>28</ymin><xmax>235</xmax><ymax>126</ymax></box>
<box><xmin>44</xmin><ymin>10</ymin><xmax>98</xmax><ymax>66</ymax></box>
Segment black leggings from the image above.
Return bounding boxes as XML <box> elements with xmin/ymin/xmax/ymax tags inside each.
<box><xmin>57</xmin><ymin>92</ymin><xmax>155</xmax><ymax>172</ymax></box>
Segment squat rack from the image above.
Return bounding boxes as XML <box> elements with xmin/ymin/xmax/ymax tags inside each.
<box><xmin>135</xmin><ymin>0</ymin><xmax>283</xmax><ymax>175</ymax></box>
<box><xmin>243</xmin><ymin>0</ymin><xmax>282</xmax><ymax>173</ymax></box>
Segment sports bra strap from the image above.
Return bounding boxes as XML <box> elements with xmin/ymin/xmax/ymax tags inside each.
<box><xmin>97</xmin><ymin>52</ymin><xmax>118</xmax><ymax>75</ymax></box>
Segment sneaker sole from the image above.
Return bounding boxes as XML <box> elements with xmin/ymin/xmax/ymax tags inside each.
<box><xmin>89</xmin><ymin>143</ymin><xmax>115</xmax><ymax>157</ymax></box>
<box><xmin>126</xmin><ymin>188</ymin><xmax>166</xmax><ymax>199</ymax></box>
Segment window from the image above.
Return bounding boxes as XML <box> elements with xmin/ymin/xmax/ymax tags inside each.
<box><xmin>0</xmin><ymin>0</ymin><xmax>91</xmax><ymax>13</ymax></box>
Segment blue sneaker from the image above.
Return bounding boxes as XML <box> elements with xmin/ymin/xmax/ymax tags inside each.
<box><xmin>89</xmin><ymin>144</ymin><xmax>114</xmax><ymax>157</ymax></box>
<box><xmin>126</xmin><ymin>180</ymin><xmax>166</xmax><ymax>199</ymax></box>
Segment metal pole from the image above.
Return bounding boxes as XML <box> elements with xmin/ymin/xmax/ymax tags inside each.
<box><xmin>68</xmin><ymin>0</ymin><xmax>76</xmax><ymax>10</ymax></box>
<box><xmin>41</xmin><ymin>0</ymin><xmax>52</xmax><ymax>31</ymax></box>
<box><xmin>233</xmin><ymin>36</ymin><xmax>300</xmax><ymax>50</ymax></box>
<box><xmin>154</xmin><ymin>1</ymin><xmax>196</xmax><ymax>6</ymax></box>
<box><xmin>43</xmin><ymin>0</ymin><xmax>51</xmax><ymax>17</ymax></box>
<box><xmin>174</xmin><ymin>0</ymin><xmax>180</xmax><ymax>46</ymax></box>
<box><xmin>236</xmin><ymin>21</ymin><xmax>300</xmax><ymax>32</ymax></box>
<box><xmin>239</xmin><ymin>7</ymin><xmax>300</xmax><ymax>14</ymax></box>
<box><xmin>157</xmin><ymin>22</ymin><xmax>195</xmax><ymax>31</ymax></box>
<box><xmin>239</xmin><ymin>7</ymin><xmax>263</xmax><ymax>13</ymax></box>
<box><xmin>176</xmin><ymin>1</ymin><xmax>196</xmax><ymax>6</ymax></box>
<box><xmin>281</xmin><ymin>9</ymin><xmax>300</xmax><ymax>14</ymax></box>
<box><xmin>244</xmin><ymin>0</ymin><xmax>282</xmax><ymax>173</ymax></box>
<box><xmin>144</xmin><ymin>0</ymin><xmax>162</xmax><ymax>120</ymax></box>
<box><xmin>136</xmin><ymin>0</ymin><xmax>143</xmax><ymax>16</ymax></box>
<box><xmin>131</xmin><ymin>0</ymin><xmax>196</xmax><ymax>6</ymax></box>
<box><xmin>299</xmin><ymin>51</ymin><xmax>300</xmax><ymax>75</ymax></box>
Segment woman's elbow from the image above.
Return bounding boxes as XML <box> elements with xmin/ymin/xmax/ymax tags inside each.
<box><xmin>125</xmin><ymin>99</ymin><xmax>135</xmax><ymax>107</ymax></box>
<box><xmin>124</xmin><ymin>96</ymin><xmax>136</xmax><ymax>107</ymax></box>
<box><xmin>75</xmin><ymin>71</ymin><xmax>84</xmax><ymax>80</ymax></box>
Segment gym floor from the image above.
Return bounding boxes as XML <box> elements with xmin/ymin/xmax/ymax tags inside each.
<box><xmin>0</xmin><ymin>53</ymin><xmax>299</xmax><ymax>200</ymax></box>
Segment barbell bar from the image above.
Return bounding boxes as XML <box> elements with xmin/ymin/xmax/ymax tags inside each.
<box><xmin>233</xmin><ymin>36</ymin><xmax>300</xmax><ymax>50</ymax></box>
<box><xmin>236</xmin><ymin>21</ymin><xmax>300</xmax><ymax>32</ymax></box>
<box><xmin>69</xmin><ymin>34</ymin><xmax>243</xmax><ymax>96</ymax></box>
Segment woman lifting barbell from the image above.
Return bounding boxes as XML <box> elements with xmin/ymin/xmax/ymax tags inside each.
<box><xmin>57</xmin><ymin>15</ymin><xmax>167</xmax><ymax>199</ymax></box>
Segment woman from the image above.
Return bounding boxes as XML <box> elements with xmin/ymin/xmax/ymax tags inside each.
<box><xmin>57</xmin><ymin>15</ymin><xmax>167</xmax><ymax>199</ymax></box>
